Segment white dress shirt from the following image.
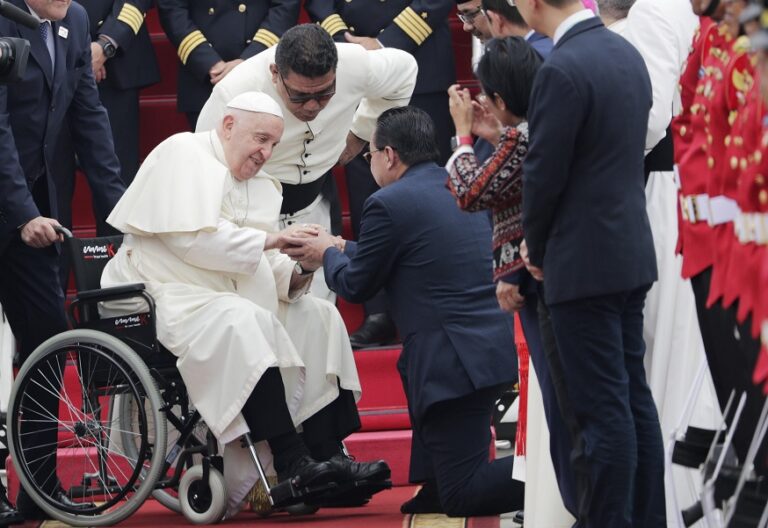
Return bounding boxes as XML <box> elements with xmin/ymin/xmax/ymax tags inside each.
<box><xmin>553</xmin><ymin>9</ymin><xmax>597</xmax><ymax>45</ymax></box>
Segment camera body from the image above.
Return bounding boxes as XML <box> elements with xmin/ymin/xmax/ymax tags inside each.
<box><xmin>0</xmin><ymin>36</ymin><xmax>30</xmax><ymax>83</ymax></box>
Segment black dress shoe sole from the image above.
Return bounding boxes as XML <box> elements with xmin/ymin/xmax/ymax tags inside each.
<box><xmin>0</xmin><ymin>511</ymin><xmax>24</xmax><ymax>526</ymax></box>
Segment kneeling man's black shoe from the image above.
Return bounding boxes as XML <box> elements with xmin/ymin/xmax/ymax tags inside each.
<box><xmin>400</xmin><ymin>480</ymin><xmax>443</xmax><ymax>514</ymax></box>
<box><xmin>0</xmin><ymin>494</ymin><xmax>22</xmax><ymax>526</ymax></box>
<box><xmin>327</xmin><ymin>453</ymin><xmax>391</xmax><ymax>483</ymax></box>
<box><xmin>277</xmin><ymin>455</ymin><xmax>340</xmax><ymax>488</ymax></box>
<box><xmin>16</xmin><ymin>488</ymin><xmax>95</xmax><ymax>521</ymax></box>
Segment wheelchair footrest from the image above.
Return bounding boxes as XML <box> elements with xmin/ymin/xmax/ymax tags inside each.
<box><xmin>269</xmin><ymin>479</ymin><xmax>341</xmax><ymax>508</ymax></box>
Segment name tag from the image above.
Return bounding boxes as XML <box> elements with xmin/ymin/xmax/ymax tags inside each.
<box><xmin>58</xmin><ymin>26</ymin><xmax>68</xmax><ymax>39</ymax></box>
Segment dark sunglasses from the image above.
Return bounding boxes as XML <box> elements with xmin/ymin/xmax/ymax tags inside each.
<box><xmin>279</xmin><ymin>72</ymin><xmax>336</xmax><ymax>105</ymax></box>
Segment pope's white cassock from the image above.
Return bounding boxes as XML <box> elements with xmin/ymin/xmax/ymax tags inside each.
<box><xmin>621</xmin><ymin>2</ymin><xmax>722</xmax><ymax>525</ymax></box>
<box><xmin>101</xmin><ymin>129</ymin><xmax>362</xmax><ymax>514</ymax></box>
<box><xmin>194</xmin><ymin>44</ymin><xmax>417</xmax><ymax>302</ymax></box>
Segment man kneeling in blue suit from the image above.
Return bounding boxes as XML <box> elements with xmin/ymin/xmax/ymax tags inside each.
<box><xmin>282</xmin><ymin>106</ymin><xmax>524</xmax><ymax>517</ymax></box>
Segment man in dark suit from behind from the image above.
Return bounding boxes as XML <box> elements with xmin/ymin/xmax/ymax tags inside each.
<box><xmin>514</xmin><ymin>0</ymin><xmax>663</xmax><ymax>526</ymax></box>
<box><xmin>0</xmin><ymin>0</ymin><xmax>125</xmax><ymax>520</ymax></box>
<box><xmin>481</xmin><ymin>0</ymin><xmax>554</xmax><ymax>58</ymax></box>
<box><xmin>282</xmin><ymin>106</ymin><xmax>524</xmax><ymax>517</ymax></box>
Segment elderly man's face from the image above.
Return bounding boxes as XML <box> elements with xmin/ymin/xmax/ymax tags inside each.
<box><xmin>222</xmin><ymin>111</ymin><xmax>284</xmax><ymax>181</ymax></box>
<box><xmin>27</xmin><ymin>0</ymin><xmax>71</xmax><ymax>20</ymax></box>
<box><xmin>458</xmin><ymin>0</ymin><xmax>492</xmax><ymax>41</ymax></box>
<box><xmin>270</xmin><ymin>65</ymin><xmax>336</xmax><ymax>122</ymax></box>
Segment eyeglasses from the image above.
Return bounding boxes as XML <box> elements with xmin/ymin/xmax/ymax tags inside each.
<box><xmin>279</xmin><ymin>72</ymin><xmax>336</xmax><ymax>105</ymax></box>
<box><xmin>362</xmin><ymin>149</ymin><xmax>382</xmax><ymax>165</ymax></box>
<box><xmin>457</xmin><ymin>7</ymin><xmax>485</xmax><ymax>24</ymax></box>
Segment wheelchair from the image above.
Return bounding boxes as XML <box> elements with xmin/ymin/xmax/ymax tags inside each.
<box><xmin>5</xmin><ymin>228</ymin><xmax>382</xmax><ymax>526</ymax></box>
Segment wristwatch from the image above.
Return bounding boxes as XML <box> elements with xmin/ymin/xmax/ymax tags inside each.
<box><xmin>98</xmin><ymin>35</ymin><xmax>117</xmax><ymax>59</ymax></box>
<box><xmin>294</xmin><ymin>262</ymin><xmax>314</xmax><ymax>276</ymax></box>
<box><xmin>450</xmin><ymin>135</ymin><xmax>473</xmax><ymax>151</ymax></box>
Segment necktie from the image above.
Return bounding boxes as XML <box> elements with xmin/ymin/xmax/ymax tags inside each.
<box><xmin>38</xmin><ymin>21</ymin><xmax>55</xmax><ymax>68</ymax></box>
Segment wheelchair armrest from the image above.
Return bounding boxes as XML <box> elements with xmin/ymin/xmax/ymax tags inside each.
<box><xmin>75</xmin><ymin>283</ymin><xmax>147</xmax><ymax>302</ymax></box>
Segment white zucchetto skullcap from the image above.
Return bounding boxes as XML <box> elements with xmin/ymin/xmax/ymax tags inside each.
<box><xmin>226</xmin><ymin>91</ymin><xmax>284</xmax><ymax>119</ymax></box>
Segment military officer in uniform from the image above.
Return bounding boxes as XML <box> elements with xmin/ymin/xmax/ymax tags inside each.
<box><xmin>157</xmin><ymin>0</ymin><xmax>300</xmax><ymax>128</ymax></box>
<box><xmin>55</xmin><ymin>0</ymin><xmax>160</xmax><ymax>249</ymax></box>
<box><xmin>305</xmin><ymin>0</ymin><xmax>456</xmax><ymax>347</ymax></box>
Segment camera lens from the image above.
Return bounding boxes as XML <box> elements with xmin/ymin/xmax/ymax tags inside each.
<box><xmin>0</xmin><ymin>39</ymin><xmax>15</xmax><ymax>77</ymax></box>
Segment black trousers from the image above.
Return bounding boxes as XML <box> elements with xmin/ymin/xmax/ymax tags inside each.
<box><xmin>515</xmin><ymin>288</ymin><xmax>577</xmax><ymax>516</ymax></box>
<box><xmin>240</xmin><ymin>368</ymin><xmax>361</xmax><ymax>459</ymax></box>
<box><xmin>407</xmin><ymin>384</ymin><xmax>524</xmax><ymax>517</ymax></box>
<box><xmin>0</xmin><ymin>200</ymin><xmax>68</xmax><ymax>494</ymax></box>
<box><xmin>690</xmin><ymin>268</ymin><xmax>767</xmax><ymax>474</ymax></box>
<box><xmin>548</xmin><ymin>285</ymin><xmax>666</xmax><ymax>528</ymax></box>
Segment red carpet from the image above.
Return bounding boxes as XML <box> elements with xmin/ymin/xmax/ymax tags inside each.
<box><xmin>34</xmin><ymin>487</ymin><xmax>499</xmax><ymax>527</ymax></box>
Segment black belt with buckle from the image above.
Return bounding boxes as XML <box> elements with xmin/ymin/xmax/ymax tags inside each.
<box><xmin>280</xmin><ymin>173</ymin><xmax>328</xmax><ymax>215</ymax></box>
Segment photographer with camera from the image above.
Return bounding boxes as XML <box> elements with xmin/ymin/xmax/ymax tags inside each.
<box><xmin>0</xmin><ymin>0</ymin><xmax>125</xmax><ymax>522</ymax></box>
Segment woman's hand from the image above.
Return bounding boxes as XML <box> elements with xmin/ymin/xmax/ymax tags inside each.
<box><xmin>448</xmin><ymin>84</ymin><xmax>474</xmax><ymax>137</ymax></box>
<box><xmin>472</xmin><ymin>96</ymin><xmax>503</xmax><ymax>145</ymax></box>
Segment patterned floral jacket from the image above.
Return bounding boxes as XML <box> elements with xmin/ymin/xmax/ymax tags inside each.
<box><xmin>446</xmin><ymin>123</ymin><xmax>529</xmax><ymax>282</ymax></box>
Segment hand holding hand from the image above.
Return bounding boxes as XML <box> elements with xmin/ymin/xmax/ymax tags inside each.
<box><xmin>344</xmin><ymin>33</ymin><xmax>383</xmax><ymax>50</ymax></box>
<box><xmin>90</xmin><ymin>42</ymin><xmax>107</xmax><ymax>80</ymax></box>
<box><xmin>447</xmin><ymin>84</ymin><xmax>474</xmax><ymax>137</ymax></box>
<box><xmin>211</xmin><ymin>59</ymin><xmax>243</xmax><ymax>84</ymax></box>
<box><xmin>265</xmin><ymin>223</ymin><xmax>320</xmax><ymax>251</ymax></box>
<box><xmin>281</xmin><ymin>229</ymin><xmax>339</xmax><ymax>270</ymax></box>
<box><xmin>520</xmin><ymin>240</ymin><xmax>544</xmax><ymax>282</ymax></box>
<box><xmin>496</xmin><ymin>281</ymin><xmax>525</xmax><ymax>313</ymax></box>
<box><xmin>337</xmin><ymin>132</ymin><xmax>367</xmax><ymax>166</ymax></box>
<box><xmin>21</xmin><ymin>217</ymin><xmax>63</xmax><ymax>248</ymax></box>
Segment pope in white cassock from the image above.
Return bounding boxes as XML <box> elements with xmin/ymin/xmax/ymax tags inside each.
<box><xmin>195</xmin><ymin>24</ymin><xmax>418</xmax><ymax>302</ymax></box>
<box><xmin>101</xmin><ymin>91</ymin><xmax>390</xmax><ymax>516</ymax></box>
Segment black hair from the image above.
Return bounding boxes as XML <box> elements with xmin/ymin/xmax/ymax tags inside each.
<box><xmin>480</xmin><ymin>0</ymin><xmax>527</xmax><ymax>27</ymax></box>
<box><xmin>373</xmin><ymin>107</ymin><xmax>441</xmax><ymax>166</ymax></box>
<box><xmin>275</xmin><ymin>24</ymin><xmax>338</xmax><ymax>78</ymax></box>
<box><xmin>476</xmin><ymin>36</ymin><xmax>542</xmax><ymax>119</ymax></box>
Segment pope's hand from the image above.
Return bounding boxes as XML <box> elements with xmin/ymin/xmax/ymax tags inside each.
<box><xmin>337</xmin><ymin>132</ymin><xmax>367</xmax><ymax>166</ymax></box>
<box><xmin>21</xmin><ymin>216</ymin><xmax>63</xmax><ymax>248</ymax></box>
<box><xmin>281</xmin><ymin>229</ymin><xmax>339</xmax><ymax>269</ymax></box>
<box><xmin>265</xmin><ymin>224</ymin><xmax>319</xmax><ymax>251</ymax></box>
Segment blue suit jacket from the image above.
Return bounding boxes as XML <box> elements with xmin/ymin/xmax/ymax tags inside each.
<box><xmin>323</xmin><ymin>162</ymin><xmax>516</xmax><ymax>422</ymax></box>
<box><xmin>0</xmin><ymin>0</ymin><xmax>124</xmax><ymax>251</ymax></box>
<box><xmin>526</xmin><ymin>31</ymin><xmax>553</xmax><ymax>59</ymax></box>
<box><xmin>522</xmin><ymin>17</ymin><xmax>657</xmax><ymax>305</ymax></box>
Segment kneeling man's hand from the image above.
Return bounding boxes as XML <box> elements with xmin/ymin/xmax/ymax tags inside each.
<box><xmin>266</xmin><ymin>224</ymin><xmax>319</xmax><ymax>251</ymax></box>
<box><xmin>281</xmin><ymin>229</ymin><xmax>339</xmax><ymax>270</ymax></box>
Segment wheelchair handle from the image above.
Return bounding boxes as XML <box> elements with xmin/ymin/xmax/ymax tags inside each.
<box><xmin>54</xmin><ymin>225</ymin><xmax>73</xmax><ymax>239</ymax></box>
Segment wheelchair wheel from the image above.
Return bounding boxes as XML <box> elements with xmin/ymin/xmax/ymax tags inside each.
<box><xmin>178</xmin><ymin>464</ymin><xmax>228</xmax><ymax>524</ymax></box>
<box><xmin>7</xmin><ymin>329</ymin><xmax>167</xmax><ymax>526</ymax></box>
<box><xmin>119</xmin><ymin>390</ymin><xmax>209</xmax><ymax>513</ymax></box>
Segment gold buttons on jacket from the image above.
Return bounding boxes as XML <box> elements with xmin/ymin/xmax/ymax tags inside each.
<box><xmin>238</xmin><ymin>4</ymin><xmax>246</xmax><ymax>12</ymax></box>
<box><xmin>680</xmin><ymin>126</ymin><xmax>687</xmax><ymax>137</ymax></box>
<box><xmin>208</xmin><ymin>7</ymin><xmax>214</xmax><ymax>14</ymax></box>
<box><xmin>756</xmin><ymin>151</ymin><xmax>763</xmax><ymax>164</ymax></box>
<box><xmin>708</xmin><ymin>157</ymin><xmax>715</xmax><ymax>169</ymax></box>
<box><xmin>731</xmin><ymin>157</ymin><xmax>739</xmax><ymax>170</ymax></box>
<box><xmin>756</xmin><ymin>174</ymin><xmax>765</xmax><ymax>185</ymax></box>
<box><xmin>760</xmin><ymin>189</ymin><xmax>768</xmax><ymax>205</ymax></box>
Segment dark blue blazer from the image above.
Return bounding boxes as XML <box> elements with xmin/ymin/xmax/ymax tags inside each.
<box><xmin>526</xmin><ymin>31</ymin><xmax>553</xmax><ymax>59</ymax></box>
<box><xmin>323</xmin><ymin>162</ymin><xmax>516</xmax><ymax>422</ymax></box>
<box><xmin>522</xmin><ymin>18</ymin><xmax>657</xmax><ymax>305</ymax></box>
<box><xmin>0</xmin><ymin>0</ymin><xmax>124</xmax><ymax>251</ymax></box>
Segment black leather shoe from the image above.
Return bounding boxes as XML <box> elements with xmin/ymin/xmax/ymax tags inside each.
<box><xmin>513</xmin><ymin>509</ymin><xmax>525</xmax><ymax>525</ymax></box>
<box><xmin>349</xmin><ymin>314</ymin><xmax>398</xmax><ymax>349</ymax></box>
<box><xmin>400</xmin><ymin>480</ymin><xmax>443</xmax><ymax>514</ymax></box>
<box><xmin>16</xmin><ymin>488</ymin><xmax>95</xmax><ymax>520</ymax></box>
<box><xmin>277</xmin><ymin>455</ymin><xmax>341</xmax><ymax>489</ymax></box>
<box><xmin>0</xmin><ymin>493</ymin><xmax>22</xmax><ymax>526</ymax></box>
<box><xmin>327</xmin><ymin>453</ymin><xmax>391</xmax><ymax>483</ymax></box>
